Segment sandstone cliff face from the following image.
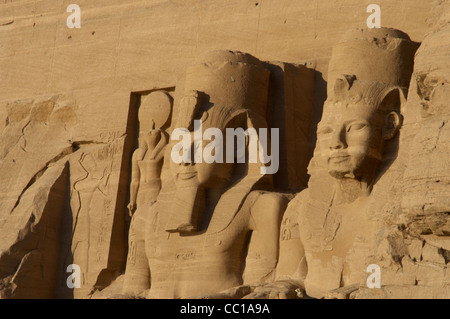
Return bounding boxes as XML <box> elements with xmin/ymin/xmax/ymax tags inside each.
<box><xmin>361</xmin><ymin>0</ymin><xmax>450</xmax><ymax>299</ymax></box>
<box><xmin>0</xmin><ymin>0</ymin><xmax>448</xmax><ymax>299</ymax></box>
<box><xmin>0</xmin><ymin>95</ymin><xmax>130</xmax><ymax>298</ymax></box>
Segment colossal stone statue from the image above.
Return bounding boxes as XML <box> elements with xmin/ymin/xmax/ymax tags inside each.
<box><xmin>299</xmin><ymin>76</ymin><xmax>405</xmax><ymax>298</ymax></box>
<box><xmin>122</xmin><ymin>50</ymin><xmax>289</xmax><ymax>299</ymax></box>
<box><xmin>257</xmin><ymin>28</ymin><xmax>418</xmax><ymax>299</ymax></box>
<box><xmin>2</xmin><ymin>0</ymin><xmax>450</xmax><ymax>302</ymax></box>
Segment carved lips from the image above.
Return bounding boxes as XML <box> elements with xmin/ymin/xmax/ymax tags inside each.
<box><xmin>328</xmin><ymin>153</ymin><xmax>350</xmax><ymax>165</ymax></box>
<box><xmin>176</xmin><ymin>168</ymin><xmax>198</xmax><ymax>181</ymax></box>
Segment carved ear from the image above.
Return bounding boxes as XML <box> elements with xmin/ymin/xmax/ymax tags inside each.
<box><xmin>380</xmin><ymin>87</ymin><xmax>405</xmax><ymax>140</ymax></box>
<box><xmin>382</xmin><ymin>111</ymin><xmax>402</xmax><ymax>140</ymax></box>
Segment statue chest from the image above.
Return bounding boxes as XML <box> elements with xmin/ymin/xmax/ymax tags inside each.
<box><xmin>145</xmin><ymin>203</ymin><xmax>252</xmax><ymax>262</ymax></box>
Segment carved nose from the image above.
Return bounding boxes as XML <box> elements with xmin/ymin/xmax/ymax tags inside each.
<box><xmin>329</xmin><ymin>129</ymin><xmax>346</xmax><ymax>150</ymax></box>
<box><xmin>331</xmin><ymin>143</ymin><xmax>343</xmax><ymax>150</ymax></box>
<box><xmin>179</xmin><ymin>161</ymin><xmax>191</xmax><ymax>167</ymax></box>
<box><xmin>179</xmin><ymin>143</ymin><xmax>196</xmax><ymax>165</ymax></box>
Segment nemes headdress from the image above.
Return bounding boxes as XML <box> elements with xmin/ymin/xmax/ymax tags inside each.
<box><xmin>180</xmin><ymin>50</ymin><xmax>270</xmax><ymax>130</ymax></box>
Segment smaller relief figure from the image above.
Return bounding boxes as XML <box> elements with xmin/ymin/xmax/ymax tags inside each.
<box><xmin>123</xmin><ymin>91</ymin><xmax>172</xmax><ymax>296</ymax></box>
<box><xmin>69</xmin><ymin>145</ymin><xmax>114</xmax><ymax>298</ymax></box>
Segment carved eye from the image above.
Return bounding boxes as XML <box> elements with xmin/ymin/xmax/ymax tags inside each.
<box><xmin>318</xmin><ymin>126</ymin><xmax>333</xmax><ymax>135</ymax></box>
<box><xmin>346</xmin><ymin>123</ymin><xmax>367</xmax><ymax>132</ymax></box>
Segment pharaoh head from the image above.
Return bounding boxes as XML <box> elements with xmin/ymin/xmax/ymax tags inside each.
<box><xmin>170</xmin><ymin>94</ymin><xmax>246</xmax><ymax>189</ymax></box>
<box><xmin>170</xmin><ymin>50</ymin><xmax>270</xmax><ymax>190</ymax></box>
<box><xmin>313</xmin><ymin>27</ymin><xmax>417</xmax><ymax>183</ymax></box>
<box><xmin>166</xmin><ymin>50</ymin><xmax>270</xmax><ymax>233</ymax></box>
<box><xmin>317</xmin><ymin>75</ymin><xmax>403</xmax><ymax>181</ymax></box>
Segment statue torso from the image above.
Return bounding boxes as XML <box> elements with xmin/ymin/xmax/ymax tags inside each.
<box><xmin>298</xmin><ymin>190</ymin><xmax>378</xmax><ymax>297</ymax></box>
<box><xmin>144</xmin><ymin>192</ymin><xmax>256</xmax><ymax>298</ymax></box>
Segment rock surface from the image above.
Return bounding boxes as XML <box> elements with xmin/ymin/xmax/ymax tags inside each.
<box><xmin>0</xmin><ymin>0</ymin><xmax>448</xmax><ymax>299</ymax></box>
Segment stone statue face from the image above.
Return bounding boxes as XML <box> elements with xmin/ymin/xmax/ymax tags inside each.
<box><xmin>316</xmin><ymin>77</ymin><xmax>403</xmax><ymax>181</ymax></box>
<box><xmin>170</xmin><ymin>129</ymin><xmax>234</xmax><ymax>189</ymax></box>
<box><xmin>317</xmin><ymin>101</ymin><xmax>384</xmax><ymax>180</ymax></box>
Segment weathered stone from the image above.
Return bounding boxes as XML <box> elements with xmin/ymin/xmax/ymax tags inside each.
<box><xmin>0</xmin><ymin>0</ymin><xmax>448</xmax><ymax>300</ymax></box>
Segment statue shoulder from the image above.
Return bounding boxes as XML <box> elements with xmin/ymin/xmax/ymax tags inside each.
<box><xmin>282</xmin><ymin>188</ymin><xmax>310</xmax><ymax>222</ymax></box>
<box><xmin>132</xmin><ymin>147</ymin><xmax>146</xmax><ymax>161</ymax></box>
<box><xmin>290</xmin><ymin>188</ymin><xmax>310</xmax><ymax>206</ymax></box>
<box><xmin>247</xmin><ymin>191</ymin><xmax>290</xmax><ymax>226</ymax></box>
<box><xmin>250</xmin><ymin>190</ymin><xmax>290</xmax><ymax>211</ymax></box>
